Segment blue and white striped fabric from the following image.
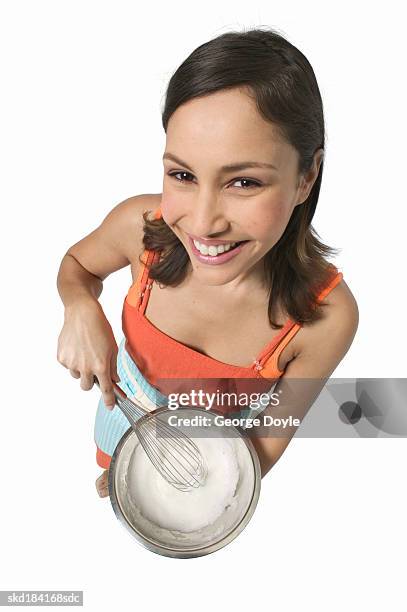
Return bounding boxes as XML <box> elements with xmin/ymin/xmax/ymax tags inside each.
<box><xmin>94</xmin><ymin>337</ymin><xmax>169</xmax><ymax>458</ymax></box>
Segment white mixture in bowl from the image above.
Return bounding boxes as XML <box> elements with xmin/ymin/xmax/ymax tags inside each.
<box><xmin>127</xmin><ymin>437</ymin><xmax>240</xmax><ymax>533</ymax></box>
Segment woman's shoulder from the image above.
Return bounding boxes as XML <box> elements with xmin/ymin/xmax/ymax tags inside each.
<box><xmin>321</xmin><ymin>275</ymin><xmax>356</xmax><ymax>307</ymax></box>
<box><xmin>115</xmin><ymin>193</ymin><xmax>161</xmax><ymax>281</ymax></box>
<box><xmin>65</xmin><ymin>193</ymin><xmax>161</xmax><ymax>283</ymax></box>
<box><xmin>116</xmin><ymin>192</ymin><xmax>162</xmax><ymax>257</ymax></box>
<box><xmin>294</xmin><ymin>275</ymin><xmax>359</xmax><ymax>359</ymax></box>
<box><xmin>120</xmin><ymin>192</ymin><xmax>161</xmax><ymax>231</ymax></box>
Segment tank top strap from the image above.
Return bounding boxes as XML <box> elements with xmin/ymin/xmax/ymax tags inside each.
<box><xmin>317</xmin><ymin>267</ymin><xmax>343</xmax><ymax>302</ymax></box>
<box><xmin>259</xmin><ymin>266</ymin><xmax>344</xmax><ymax>377</ymax></box>
<box><xmin>136</xmin><ymin>250</ymin><xmax>158</xmax><ymax>314</ymax></box>
<box><xmin>125</xmin><ymin>204</ymin><xmax>162</xmax><ymax>310</ymax></box>
<box><xmin>259</xmin><ymin>323</ymin><xmax>301</xmax><ymax>377</ymax></box>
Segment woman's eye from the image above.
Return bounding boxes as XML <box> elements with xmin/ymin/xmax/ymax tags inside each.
<box><xmin>231</xmin><ymin>178</ymin><xmax>261</xmax><ymax>189</ymax></box>
<box><xmin>168</xmin><ymin>171</ymin><xmax>261</xmax><ymax>189</ymax></box>
<box><xmin>168</xmin><ymin>171</ymin><xmax>194</xmax><ymax>183</ymax></box>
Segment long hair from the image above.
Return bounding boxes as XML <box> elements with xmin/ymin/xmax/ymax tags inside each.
<box><xmin>141</xmin><ymin>26</ymin><xmax>340</xmax><ymax>329</ymax></box>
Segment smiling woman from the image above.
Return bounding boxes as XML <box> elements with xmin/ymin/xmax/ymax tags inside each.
<box><xmin>56</xmin><ymin>26</ymin><xmax>358</xmax><ymax>493</ymax></box>
<box><xmin>142</xmin><ymin>29</ymin><xmax>336</xmax><ymax>331</ymax></box>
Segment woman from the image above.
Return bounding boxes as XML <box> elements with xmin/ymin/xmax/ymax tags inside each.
<box><xmin>56</xmin><ymin>27</ymin><xmax>359</xmax><ymax>497</ymax></box>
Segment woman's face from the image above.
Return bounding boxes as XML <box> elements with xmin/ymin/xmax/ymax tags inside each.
<box><xmin>161</xmin><ymin>87</ymin><xmax>321</xmax><ymax>289</ymax></box>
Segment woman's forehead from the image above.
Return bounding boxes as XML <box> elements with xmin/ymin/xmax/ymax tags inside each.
<box><xmin>167</xmin><ymin>89</ymin><xmax>272</xmax><ymax>134</ymax></box>
<box><xmin>165</xmin><ymin>92</ymin><xmax>292</xmax><ymax>163</ymax></box>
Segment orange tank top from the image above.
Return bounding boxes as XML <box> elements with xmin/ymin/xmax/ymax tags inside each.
<box><xmin>122</xmin><ymin>206</ymin><xmax>344</xmax><ymax>385</ymax></box>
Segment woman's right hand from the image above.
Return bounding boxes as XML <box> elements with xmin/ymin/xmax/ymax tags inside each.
<box><xmin>57</xmin><ymin>297</ymin><xmax>120</xmax><ymax>409</ymax></box>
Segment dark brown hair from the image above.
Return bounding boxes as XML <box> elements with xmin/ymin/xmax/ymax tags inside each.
<box><xmin>141</xmin><ymin>26</ymin><xmax>340</xmax><ymax>329</ymax></box>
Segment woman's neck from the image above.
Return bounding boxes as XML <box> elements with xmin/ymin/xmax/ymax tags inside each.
<box><xmin>185</xmin><ymin>257</ymin><xmax>269</xmax><ymax>300</ymax></box>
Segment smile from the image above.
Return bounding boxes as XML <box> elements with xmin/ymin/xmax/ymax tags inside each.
<box><xmin>192</xmin><ymin>238</ymin><xmax>245</xmax><ymax>256</ymax></box>
<box><xmin>188</xmin><ymin>235</ymin><xmax>250</xmax><ymax>265</ymax></box>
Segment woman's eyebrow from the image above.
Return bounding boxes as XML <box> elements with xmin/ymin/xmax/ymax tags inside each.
<box><xmin>163</xmin><ymin>152</ymin><xmax>278</xmax><ymax>172</ymax></box>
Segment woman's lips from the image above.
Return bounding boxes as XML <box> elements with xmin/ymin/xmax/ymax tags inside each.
<box><xmin>186</xmin><ymin>232</ymin><xmax>243</xmax><ymax>247</ymax></box>
<box><xmin>188</xmin><ymin>235</ymin><xmax>249</xmax><ymax>266</ymax></box>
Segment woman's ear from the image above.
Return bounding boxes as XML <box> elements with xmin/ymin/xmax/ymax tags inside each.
<box><xmin>296</xmin><ymin>148</ymin><xmax>324</xmax><ymax>205</ymax></box>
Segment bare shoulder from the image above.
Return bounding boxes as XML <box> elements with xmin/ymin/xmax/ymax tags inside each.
<box><xmin>304</xmin><ymin>278</ymin><xmax>359</xmax><ymax>350</ymax></box>
<box><xmin>120</xmin><ymin>192</ymin><xmax>161</xmax><ymax>220</ymax></box>
<box><xmin>287</xmin><ymin>277</ymin><xmax>359</xmax><ymax>377</ymax></box>
<box><xmin>66</xmin><ymin>193</ymin><xmax>162</xmax><ymax>281</ymax></box>
<box><xmin>315</xmin><ymin>276</ymin><xmax>358</xmax><ymax>319</ymax></box>
<box><xmin>106</xmin><ymin>192</ymin><xmax>162</xmax><ymax>258</ymax></box>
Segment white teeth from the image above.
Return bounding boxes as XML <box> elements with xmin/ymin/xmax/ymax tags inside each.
<box><xmin>193</xmin><ymin>239</ymin><xmax>239</xmax><ymax>256</ymax></box>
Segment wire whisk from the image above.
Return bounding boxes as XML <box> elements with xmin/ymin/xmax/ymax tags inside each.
<box><xmin>94</xmin><ymin>377</ymin><xmax>208</xmax><ymax>492</ymax></box>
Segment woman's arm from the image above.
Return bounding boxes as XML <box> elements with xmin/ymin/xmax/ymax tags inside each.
<box><xmin>250</xmin><ymin>285</ymin><xmax>359</xmax><ymax>478</ymax></box>
<box><xmin>56</xmin><ymin>194</ymin><xmax>156</xmax><ymax>406</ymax></box>
<box><xmin>57</xmin><ymin>253</ymin><xmax>104</xmax><ymax>309</ymax></box>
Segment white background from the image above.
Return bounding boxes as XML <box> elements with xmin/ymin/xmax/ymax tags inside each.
<box><xmin>1</xmin><ymin>1</ymin><xmax>406</xmax><ymax>610</ymax></box>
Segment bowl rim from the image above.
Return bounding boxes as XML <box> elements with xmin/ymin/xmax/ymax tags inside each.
<box><xmin>108</xmin><ymin>406</ymin><xmax>262</xmax><ymax>558</ymax></box>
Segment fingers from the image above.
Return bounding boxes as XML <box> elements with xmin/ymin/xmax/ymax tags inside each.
<box><xmin>80</xmin><ymin>371</ymin><xmax>95</xmax><ymax>391</ymax></box>
<box><xmin>110</xmin><ymin>351</ymin><xmax>120</xmax><ymax>383</ymax></box>
<box><xmin>60</xmin><ymin>352</ymin><xmax>119</xmax><ymax>410</ymax></box>
<box><xmin>95</xmin><ymin>371</ymin><xmax>116</xmax><ymax>410</ymax></box>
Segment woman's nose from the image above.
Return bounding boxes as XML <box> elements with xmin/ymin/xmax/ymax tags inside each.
<box><xmin>189</xmin><ymin>192</ymin><xmax>229</xmax><ymax>238</ymax></box>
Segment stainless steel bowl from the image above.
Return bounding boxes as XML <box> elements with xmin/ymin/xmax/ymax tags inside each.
<box><xmin>108</xmin><ymin>407</ymin><xmax>261</xmax><ymax>558</ymax></box>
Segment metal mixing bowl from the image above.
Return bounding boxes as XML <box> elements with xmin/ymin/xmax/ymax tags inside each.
<box><xmin>108</xmin><ymin>407</ymin><xmax>261</xmax><ymax>558</ymax></box>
